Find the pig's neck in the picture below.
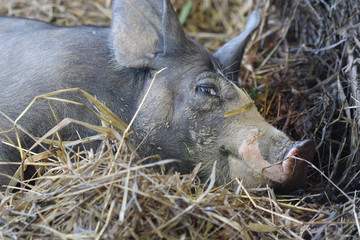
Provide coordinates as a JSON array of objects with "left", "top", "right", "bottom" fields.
[{"left": 108, "top": 67, "right": 150, "bottom": 125}]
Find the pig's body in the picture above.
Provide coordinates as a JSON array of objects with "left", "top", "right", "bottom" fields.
[
  {"left": 0, "top": 18, "right": 126, "bottom": 186},
  {"left": 0, "top": 0, "right": 316, "bottom": 191}
]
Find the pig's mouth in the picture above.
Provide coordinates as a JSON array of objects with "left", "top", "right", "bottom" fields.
[{"left": 230, "top": 139, "right": 316, "bottom": 190}]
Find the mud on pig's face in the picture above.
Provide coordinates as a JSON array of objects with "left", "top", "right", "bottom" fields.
[{"left": 173, "top": 82, "right": 316, "bottom": 191}]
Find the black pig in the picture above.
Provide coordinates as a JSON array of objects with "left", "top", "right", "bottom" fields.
[{"left": 0, "top": 0, "right": 316, "bottom": 191}]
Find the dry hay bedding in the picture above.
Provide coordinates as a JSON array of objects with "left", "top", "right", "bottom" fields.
[{"left": 0, "top": 0, "right": 359, "bottom": 239}]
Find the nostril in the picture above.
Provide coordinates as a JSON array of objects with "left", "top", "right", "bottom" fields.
[
  {"left": 280, "top": 140, "right": 316, "bottom": 189},
  {"left": 286, "top": 140, "right": 316, "bottom": 163}
]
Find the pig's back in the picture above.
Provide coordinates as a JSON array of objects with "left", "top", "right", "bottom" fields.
[
  {"left": 0, "top": 17, "right": 111, "bottom": 100},
  {"left": 0, "top": 16, "right": 113, "bottom": 114}
]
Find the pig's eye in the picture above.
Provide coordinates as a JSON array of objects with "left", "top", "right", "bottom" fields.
[{"left": 196, "top": 85, "right": 220, "bottom": 98}]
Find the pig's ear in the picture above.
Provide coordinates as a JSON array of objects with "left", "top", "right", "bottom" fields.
[
  {"left": 213, "top": 11, "right": 260, "bottom": 82},
  {"left": 110, "top": 0, "right": 186, "bottom": 68}
]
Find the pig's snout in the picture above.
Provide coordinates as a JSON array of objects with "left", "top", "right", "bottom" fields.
[
  {"left": 281, "top": 140, "right": 316, "bottom": 190},
  {"left": 236, "top": 138, "right": 316, "bottom": 190}
]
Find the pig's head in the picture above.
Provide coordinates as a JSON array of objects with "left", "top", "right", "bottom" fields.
[{"left": 110, "top": 0, "right": 316, "bottom": 190}]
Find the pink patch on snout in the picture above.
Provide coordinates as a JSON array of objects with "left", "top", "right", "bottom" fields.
[
  {"left": 238, "top": 139, "right": 316, "bottom": 189},
  {"left": 238, "top": 140, "right": 286, "bottom": 184}
]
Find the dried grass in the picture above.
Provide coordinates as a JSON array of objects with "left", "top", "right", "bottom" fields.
[{"left": 0, "top": 0, "right": 359, "bottom": 239}]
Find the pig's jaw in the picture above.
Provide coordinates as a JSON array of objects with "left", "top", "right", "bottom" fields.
[{"left": 229, "top": 138, "right": 316, "bottom": 190}]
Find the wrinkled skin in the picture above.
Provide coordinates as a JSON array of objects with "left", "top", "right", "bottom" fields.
[{"left": 0, "top": 0, "right": 315, "bottom": 192}]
